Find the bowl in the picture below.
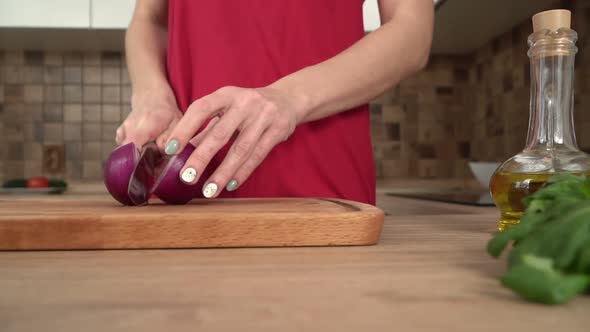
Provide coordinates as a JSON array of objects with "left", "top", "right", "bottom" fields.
[{"left": 469, "top": 161, "right": 501, "bottom": 188}]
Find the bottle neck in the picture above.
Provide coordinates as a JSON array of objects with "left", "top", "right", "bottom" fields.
[{"left": 525, "top": 54, "right": 577, "bottom": 150}]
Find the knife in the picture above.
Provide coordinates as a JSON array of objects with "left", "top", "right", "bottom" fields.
[{"left": 128, "top": 142, "right": 165, "bottom": 205}]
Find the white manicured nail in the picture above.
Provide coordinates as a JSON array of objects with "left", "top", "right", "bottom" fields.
[
  {"left": 203, "top": 183, "right": 218, "bottom": 198},
  {"left": 181, "top": 167, "right": 197, "bottom": 183}
]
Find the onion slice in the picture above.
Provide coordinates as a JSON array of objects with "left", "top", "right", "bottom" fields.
[{"left": 151, "top": 143, "right": 200, "bottom": 205}]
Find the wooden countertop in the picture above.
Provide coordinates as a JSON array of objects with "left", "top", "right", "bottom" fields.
[{"left": 0, "top": 196, "right": 588, "bottom": 331}]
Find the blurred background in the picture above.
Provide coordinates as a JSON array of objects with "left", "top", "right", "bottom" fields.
[{"left": 0, "top": 0, "right": 588, "bottom": 184}]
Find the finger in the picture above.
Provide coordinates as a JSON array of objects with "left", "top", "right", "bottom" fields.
[
  {"left": 178, "top": 110, "right": 245, "bottom": 186},
  {"left": 122, "top": 115, "right": 161, "bottom": 148},
  {"left": 155, "top": 117, "right": 180, "bottom": 152},
  {"left": 220, "top": 128, "right": 281, "bottom": 194},
  {"left": 189, "top": 116, "right": 221, "bottom": 147},
  {"left": 117, "top": 109, "right": 141, "bottom": 145},
  {"left": 115, "top": 125, "right": 125, "bottom": 145},
  {"left": 164, "top": 92, "right": 231, "bottom": 156},
  {"left": 200, "top": 117, "right": 270, "bottom": 198}
]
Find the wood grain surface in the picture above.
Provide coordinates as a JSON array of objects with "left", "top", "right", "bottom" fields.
[
  {"left": 0, "top": 197, "right": 384, "bottom": 250},
  {"left": 0, "top": 196, "right": 588, "bottom": 332}
]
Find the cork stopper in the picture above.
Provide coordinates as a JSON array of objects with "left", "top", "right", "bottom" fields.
[{"left": 532, "top": 9, "right": 571, "bottom": 32}]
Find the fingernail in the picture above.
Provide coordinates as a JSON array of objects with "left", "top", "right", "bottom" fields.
[
  {"left": 203, "top": 182, "right": 218, "bottom": 198},
  {"left": 226, "top": 179, "right": 239, "bottom": 191},
  {"left": 165, "top": 139, "right": 180, "bottom": 155},
  {"left": 181, "top": 167, "right": 197, "bottom": 183}
]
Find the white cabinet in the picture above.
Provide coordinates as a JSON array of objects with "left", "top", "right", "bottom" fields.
[
  {"left": 0, "top": 0, "right": 90, "bottom": 28},
  {"left": 0, "top": 0, "right": 136, "bottom": 29},
  {"left": 363, "top": 0, "right": 382, "bottom": 32},
  {"left": 0, "top": 0, "right": 380, "bottom": 31},
  {"left": 91, "top": 0, "right": 135, "bottom": 29}
]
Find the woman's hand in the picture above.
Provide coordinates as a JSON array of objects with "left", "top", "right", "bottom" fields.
[
  {"left": 116, "top": 86, "right": 183, "bottom": 150},
  {"left": 164, "top": 86, "right": 308, "bottom": 198}
]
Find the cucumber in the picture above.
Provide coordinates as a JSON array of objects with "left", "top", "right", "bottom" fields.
[
  {"left": 2, "top": 179, "right": 28, "bottom": 188},
  {"left": 49, "top": 179, "right": 68, "bottom": 188}
]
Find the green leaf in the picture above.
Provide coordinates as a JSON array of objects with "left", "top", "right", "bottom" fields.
[
  {"left": 507, "top": 202, "right": 590, "bottom": 270},
  {"left": 487, "top": 199, "right": 549, "bottom": 258},
  {"left": 501, "top": 257, "right": 590, "bottom": 305},
  {"left": 575, "top": 242, "right": 590, "bottom": 274},
  {"left": 488, "top": 173, "right": 590, "bottom": 304},
  {"left": 523, "top": 174, "right": 590, "bottom": 207},
  {"left": 522, "top": 254, "right": 555, "bottom": 272}
]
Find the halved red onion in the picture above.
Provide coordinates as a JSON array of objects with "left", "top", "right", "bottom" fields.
[
  {"left": 103, "top": 143, "right": 139, "bottom": 206},
  {"left": 104, "top": 142, "right": 199, "bottom": 205},
  {"left": 152, "top": 143, "right": 200, "bottom": 204}
]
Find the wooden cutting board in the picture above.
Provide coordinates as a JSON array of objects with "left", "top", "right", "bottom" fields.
[{"left": 0, "top": 197, "right": 384, "bottom": 250}]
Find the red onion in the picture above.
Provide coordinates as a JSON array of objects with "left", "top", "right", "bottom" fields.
[
  {"left": 103, "top": 143, "right": 140, "bottom": 206},
  {"left": 104, "top": 142, "right": 199, "bottom": 206},
  {"left": 152, "top": 143, "right": 200, "bottom": 204}
]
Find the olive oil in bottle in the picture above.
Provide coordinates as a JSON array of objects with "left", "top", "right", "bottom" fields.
[
  {"left": 489, "top": 10, "right": 590, "bottom": 231},
  {"left": 490, "top": 172, "right": 583, "bottom": 231}
]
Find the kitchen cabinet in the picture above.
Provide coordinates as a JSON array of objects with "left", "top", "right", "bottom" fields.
[
  {"left": 100, "top": 0, "right": 376, "bottom": 31},
  {"left": 363, "top": 0, "right": 382, "bottom": 31},
  {"left": 0, "top": 0, "right": 90, "bottom": 28},
  {"left": 0, "top": 0, "right": 135, "bottom": 29},
  {"left": 1, "top": 0, "right": 373, "bottom": 31},
  {"left": 91, "top": 0, "right": 135, "bottom": 29}
]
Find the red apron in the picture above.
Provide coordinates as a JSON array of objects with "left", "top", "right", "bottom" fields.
[{"left": 166, "top": 0, "right": 376, "bottom": 204}]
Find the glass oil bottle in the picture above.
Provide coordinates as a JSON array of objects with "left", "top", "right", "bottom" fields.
[{"left": 490, "top": 9, "right": 590, "bottom": 231}]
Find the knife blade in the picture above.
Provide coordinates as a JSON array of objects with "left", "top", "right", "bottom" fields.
[{"left": 127, "top": 142, "right": 164, "bottom": 205}]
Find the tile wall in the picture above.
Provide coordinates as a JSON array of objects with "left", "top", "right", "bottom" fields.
[
  {"left": 371, "top": 0, "right": 590, "bottom": 179},
  {"left": 370, "top": 55, "right": 475, "bottom": 179},
  {"left": 471, "top": 0, "right": 590, "bottom": 161},
  {"left": 0, "top": 51, "right": 131, "bottom": 181}
]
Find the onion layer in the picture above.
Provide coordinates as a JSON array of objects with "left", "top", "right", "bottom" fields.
[{"left": 152, "top": 143, "right": 200, "bottom": 204}]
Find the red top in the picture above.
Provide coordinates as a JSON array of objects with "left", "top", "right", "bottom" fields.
[{"left": 166, "top": 0, "right": 375, "bottom": 204}]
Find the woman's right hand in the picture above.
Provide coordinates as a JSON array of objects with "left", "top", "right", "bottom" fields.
[{"left": 116, "top": 86, "right": 182, "bottom": 151}]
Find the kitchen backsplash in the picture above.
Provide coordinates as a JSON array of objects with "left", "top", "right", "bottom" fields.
[
  {"left": 0, "top": 1, "right": 588, "bottom": 182},
  {"left": 0, "top": 51, "right": 130, "bottom": 181},
  {"left": 370, "top": 55, "right": 474, "bottom": 179},
  {"left": 371, "top": 0, "right": 590, "bottom": 179},
  {"left": 471, "top": 1, "right": 590, "bottom": 162}
]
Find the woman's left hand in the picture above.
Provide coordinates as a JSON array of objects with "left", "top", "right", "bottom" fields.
[{"left": 164, "top": 86, "right": 307, "bottom": 198}]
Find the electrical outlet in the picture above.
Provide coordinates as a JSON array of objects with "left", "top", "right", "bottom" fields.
[{"left": 43, "top": 145, "right": 65, "bottom": 175}]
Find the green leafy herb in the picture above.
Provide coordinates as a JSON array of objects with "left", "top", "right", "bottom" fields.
[
  {"left": 487, "top": 173, "right": 590, "bottom": 305},
  {"left": 501, "top": 255, "right": 590, "bottom": 305}
]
